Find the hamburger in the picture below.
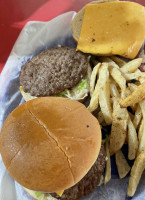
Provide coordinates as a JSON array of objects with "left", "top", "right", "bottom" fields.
[
  {"left": 19, "top": 47, "right": 92, "bottom": 102},
  {"left": 72, "top": 0, "right": 145, "bottom": 59},
  {"left": 0, "top": 97, "right": 106, "bottom": 200}
]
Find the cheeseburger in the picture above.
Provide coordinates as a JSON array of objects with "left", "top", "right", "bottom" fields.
[
  {"left": 0, "top": 97, "right": 106, "bottom": 200},
  {"left": 19, "top": 47, "right": 91, "bottom": 102}
]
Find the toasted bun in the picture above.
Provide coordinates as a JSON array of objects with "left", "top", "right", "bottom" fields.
[
  {"left": 0, "top": 97, "right": 101, "bottom": 193},
  {"left": 72, "top": 0, "right": 118, "bottom": 42}
]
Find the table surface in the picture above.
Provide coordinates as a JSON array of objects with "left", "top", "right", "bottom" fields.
[{"left": 0, "top": 0, "right": 145, "bottom": 73}]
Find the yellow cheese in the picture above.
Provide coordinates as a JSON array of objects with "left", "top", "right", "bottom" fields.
[
  {"left": 77, "top": 2, "right": 145, "bottom": 59},
  {"left": 56, "top": 190, "right": 64, "bottom": 197}
]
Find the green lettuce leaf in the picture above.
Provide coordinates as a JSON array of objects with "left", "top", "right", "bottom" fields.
[
  {"left": 55, "top": 79, "right": 88, "bottom": 98},
  {"left": 34, "top": 191, "right": 45, "bottom": 200},
  {"left": 78, "top": 79, "right": 87, "bottom": 90}
]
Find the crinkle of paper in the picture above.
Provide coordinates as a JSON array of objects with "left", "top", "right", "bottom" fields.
[{"left": 0, "top": 11, "right": 145, "bottom": 200}]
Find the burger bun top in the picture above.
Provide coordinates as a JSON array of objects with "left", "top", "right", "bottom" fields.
[{"left": 0, "top": 97, "right": 101, "bottom": 193}]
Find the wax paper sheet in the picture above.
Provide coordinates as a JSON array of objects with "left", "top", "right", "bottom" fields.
[{"left": 0, "top": 11, "right": 145, "bottom": 200}]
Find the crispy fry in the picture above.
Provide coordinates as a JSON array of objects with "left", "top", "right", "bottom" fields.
[
  {"left": 137, "top": 101, "right": 145, "bottom": 154},
  {"left": 120, "top": 58, "right": 142, "bottom": 73},
  {"left": 124, "top": 88, "right": 131, "bottom": 98},
  {"left": 98, "top": 56, "right": 119, "bottom": 69},
  {"left": 133, "top": 105, "right": 142, "bottom": 130},
  {"left": 127, "top": 117, "right": 138, "bottom": 160},
  {"left": 113, "top": 102, "right": 128, "bottom": 121},
  {"left": 110, "top": 80, "right": 120, "bottom": 96},
  {"left": 98, "top": 63, "right": 112, "bottom": 125},
  {"left": 115, "top": 150, "right": 130, "bottom": 179},
  {"left": 110, "top": 56, "right": 126, "bottom": 67},
  {"left": 88, "top": 83, "right": 99, "bottom": 113},
  {"left": 110, "top": 93, "right": 128, "bottom": 155},
  {"left": 139, "top": 76, "right": 145, "bottom": 83},
  {"left": 96, "top": 110, "right": 105, "bottom": 124},
  {"left": 109, "top": 66, "right": 126, "bottom": 97},
  {"left": 139, "top": 100, "right": 145, "bottom": 118},
  {"left": 121, "top": 69, "right": 145, "bottom": 81},
  {"left": 88, "top": 56, "right": 145, "bottom": 197},
  {"left": 109, "top": 119, "right": 127, "bottom": 155},
  {"left": 138, "top": 119, "right": 143, "bottom": 143},
  {"left": 120, "top": 82, "right": 145, "bottom": 108},
  {"left": 128, "top": 150, "right": 145, "bottom": 197},
  {"left": 104, "top": 139, "right": 111, "bottom": 184},
  {"left": 110, "top": 82, "right": 120, "bottom": 110},
  {"left": 137, "top": 123, "right": 145, "bottom": 154},
  {"left": 90, "top": 63, "right": 101, "bottom": 96},
  {"left": 128, "top": 83, "right": 137, "bottom": 92}
]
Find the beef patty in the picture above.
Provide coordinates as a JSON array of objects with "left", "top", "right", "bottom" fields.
[
  {"left": 20, "top": 47, "right": 88, "bottom": 97},
  {"left": 51, "top": 144, "right": 106, "bottom": 200}
]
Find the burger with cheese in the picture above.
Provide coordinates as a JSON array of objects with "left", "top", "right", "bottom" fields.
[{"left": 0, "top": 97, "right": 106, "bottom": 200}]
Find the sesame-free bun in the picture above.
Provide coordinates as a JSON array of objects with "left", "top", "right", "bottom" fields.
[
  {"left": 0, "top": 97, "right": 101, "bottom": 193},
  {"left": 72, "top": 0, "right": 118, "bottom": 42}
]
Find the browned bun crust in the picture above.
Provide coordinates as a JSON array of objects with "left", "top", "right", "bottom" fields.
[
  {"left": 72, "top": 0, "right": 118, "bottom": 42},
  {"left": 0, "top": 97, "right": 101, "bottom": 193}
]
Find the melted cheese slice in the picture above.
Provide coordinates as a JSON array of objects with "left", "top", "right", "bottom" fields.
[
  {"left": 77, "top": 2, "right": 145, "bottom": 59},
  {"left": 56, "top": 190, "right": 64, "bottom": 196}
]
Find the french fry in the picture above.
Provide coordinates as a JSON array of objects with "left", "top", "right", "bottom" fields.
[
  {"left": 121, "top": 69, "right": 145, "bottom": 81},
  {"left": 137, "top": 120, "right": 145, "bottom": 154},
  {"left": 110, "top": 82, "right": 120, "bottom": 110},
  {"left": 98, "top": 63, "right": 112, "bottom": 125},
  {"left": 128, "top": 150, "right": 145, "bottom": 197},
  {"left": 122, "top": 72, "right": 139, "bottom": 81},
  {"left": 133, "top": 105, "right": 142, "bottom": 130},
  {"left": 104, "top": 139, "right": 111, "bottom": 184},
  {"left": 110, "top": 56, "right": 126, "bottom": 67},
  {"left": 113, "top": 102, "right": 128, "bottom": 121},
  {"left": 98, "top": 56, "right": 119, "bottom": 69},
  {"left": 88, "top": 83, "right": 99, "bottom": 113},
  {"left": 139, "top": 100, "right": 145, "bottom": 118},
  {"left": 110, "top": 92, "right": 128, "bottom": 155},
  {"left": 109, "top": 66, "right": 126, "bottom": 97},
  {"left": 139, "top": 76, "right": 145, "bottom": 84},
  {"left": 128, "top": 83, "right": 137, "bottom": 92},
  {"left": 135, "top": 69, "right": 145, "bottom": 78},
  {"left": 127, "top": 117, "right": 138, "bottom": 160},
  {"left": 128, "top": 83, "right": 139, "bottom": 112},
  {"left": 124, "top": 88, "right": 131, "bottom": 98},
  {"left": 120, "top": 58, "right": 142, "bottom": 73},
  {"left": 109, "top": 81, "right": 128, "bottom": 155},
  {"left": 138, "top": 119, "right": 143, "bottom": 143},
  {"left": 109, "top": 119, "right": 127, "bottom": 155},
  {"left": 90, "top": 63, "right": 101, "bottom": 96},
  {"left": 115, "top": 150, "right": 130, "bottom": 179},
  {"left": 96, "top": 110, "right": 105, "bottom": 124},
  {"left": 87, "top": 64, "right": 92, "bottom": 91},
  {"left": 110, "top": 81, "right": 120, "bottom": 98},
  {"left": 137, "top": 101, "right": 145, "bottom": 154},
  {"left": 120, "top": 82, "right": 145, "bottom": 108},
  {"left": 88, "top": 56, "right": 145, "bottom": 197}
]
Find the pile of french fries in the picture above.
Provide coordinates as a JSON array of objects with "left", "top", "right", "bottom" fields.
[{"left": 88, "top": 55, "right": 145, "bottom": 196}]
